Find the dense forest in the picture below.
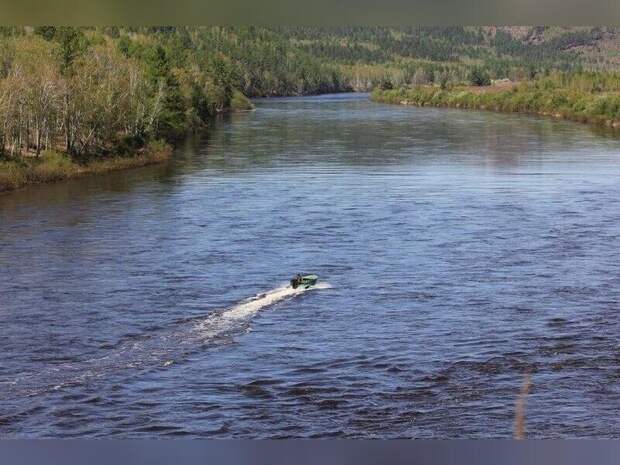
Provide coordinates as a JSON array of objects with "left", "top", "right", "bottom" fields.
[{"left": 1, "top": 26, "right": 620, "bottom": 192}]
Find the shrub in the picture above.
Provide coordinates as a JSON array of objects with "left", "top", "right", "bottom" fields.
[
  {"left": 29, "top": 151, "right": 78, "bottom": 183},
  {"left": 144, "top": 139, "right": 173, "bottom": 159},
  {"left": 230, "top": 90, "right": 254, "bottom": 111},
  {"left": 0, "top": 160, "right": 28, "bottom": 192},
  {"left": 469, "top": 66, "right": 491, "bottom": 86}
]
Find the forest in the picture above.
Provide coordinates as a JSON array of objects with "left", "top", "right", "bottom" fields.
[{"left": 1, "top": 26, "right": 620, "bottom": 192}]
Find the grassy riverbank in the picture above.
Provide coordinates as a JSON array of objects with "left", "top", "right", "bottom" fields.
[
  {"left": 372, "top": 72, "right": 620, "bottom": 128},
  {"left": 0, "top": 141, "right": 172, "bottom": 193}
]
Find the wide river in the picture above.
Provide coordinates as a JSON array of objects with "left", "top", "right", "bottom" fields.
[{"left": 2, "top": 93, "right": 620, "bottom": 438}]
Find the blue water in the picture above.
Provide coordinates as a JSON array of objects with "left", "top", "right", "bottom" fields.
[{"left": 2, "top": 93, "right": 620, "bottom": 437}]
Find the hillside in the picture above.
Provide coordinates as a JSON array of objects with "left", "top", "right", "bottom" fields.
[{"left": 271, "top": 26, "right": 620, "bottom": 88}]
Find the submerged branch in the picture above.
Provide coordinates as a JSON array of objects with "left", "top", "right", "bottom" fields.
[{"left": 514, "top": 372, "right": 532, "bottom": 440}]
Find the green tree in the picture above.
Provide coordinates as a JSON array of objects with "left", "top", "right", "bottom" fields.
[
  {"left": 145, "top": 44, "right": 186, "bottom": 140},
  {"left": 55, "top": 27, "right": 86, "bottom": 76}
]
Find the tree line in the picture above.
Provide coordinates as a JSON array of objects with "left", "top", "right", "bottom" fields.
[
  {"left": 0, "top": 27, "right": 197, "bottom": 159},
  {"left": 0, "top": 26, "right": 352, "bottom": 160}
]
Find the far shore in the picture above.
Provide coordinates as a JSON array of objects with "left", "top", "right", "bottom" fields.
[{"left": 372, "top": 80, "right": 620, "bottom": 130}]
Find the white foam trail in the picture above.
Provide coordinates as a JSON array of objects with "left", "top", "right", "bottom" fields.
[
  {"left": 193, "top": 282, "right": 331, "bottom": 338},
  {"left": 222, "top": 282, "right": 330, "bottom": 321}
]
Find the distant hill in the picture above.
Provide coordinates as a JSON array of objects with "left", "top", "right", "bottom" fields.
[{"left": 273, "top": 26, "right": 620, "bottom": 71}]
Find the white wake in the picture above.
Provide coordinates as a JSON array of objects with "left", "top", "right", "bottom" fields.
[
  {"left": 193, "top": 282, "right": 330, "bottom": 337},
  {"left": 221, "top": 282, "right": 331, "bottom": 321}
]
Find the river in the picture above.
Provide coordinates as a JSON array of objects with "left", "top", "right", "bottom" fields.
[{"left": 2, "top": 93, "right": 620, "bottom": 438}]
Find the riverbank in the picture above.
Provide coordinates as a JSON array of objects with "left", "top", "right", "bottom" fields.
[
  {"left": 0, "top": 88, "right": 254, "bottom": 195},
  {"left": 0, "top": 141, "right": 172, "bottom": 194},
  {"left": 372, "top": 79, "right": 620, "bottom": 129}
]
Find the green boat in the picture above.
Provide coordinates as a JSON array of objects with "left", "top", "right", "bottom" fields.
[{"left": 290, "top": 274, "right": 318, "bottom": 289}]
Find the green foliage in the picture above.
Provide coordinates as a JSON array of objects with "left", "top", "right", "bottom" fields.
[
  {"left": 34, "top": 26, "right": 57, "bottom": 41},
  {"left": 145, "top": 44, "right": 171, "bottom": 84},
  {"left": 157, "top": 74, "right": 187, "bottom": 141},
  {"left": 469, "top": 66, "right": 491, "bottom": 86},
  {"left": 33, "top": 26, "right": 87, "bottom": 75},
  {"left": 117, "top": 35, "right": 132, "bottom": 57},
  {"left": 438, "top": 71, "right": 450, "bottom": 90},
  {"left": 142, "top": 44, "right": 187, "bottom": 140},
  {"left": 55, "top": 27, "right": 87, "bottom": 75},
  {"left": 378, "top": 79, "right": 393, "bottom": 90}
]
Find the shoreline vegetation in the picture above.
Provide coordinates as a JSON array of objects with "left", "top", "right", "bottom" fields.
[
  {"left": 372, "top": 71, "right": 620, "bottom": 129},
  {"left": 0, "top": 141, "right": 172, "bottom": 193}
]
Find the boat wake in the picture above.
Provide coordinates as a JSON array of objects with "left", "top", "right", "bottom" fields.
[
  {"left": 202, "top": 281, "right": 331, "bottom": 325},
  {"left": 3, "top": 282, "right": 331, "bottom": 400}
]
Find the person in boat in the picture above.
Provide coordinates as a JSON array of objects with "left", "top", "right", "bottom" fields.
[{"left": 291, "top": 274, "right": 303, "bottom": 289}]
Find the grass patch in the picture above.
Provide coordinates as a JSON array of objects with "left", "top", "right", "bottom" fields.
[{"left": 0, "top": 141, "right": 172, "bottom": 193}]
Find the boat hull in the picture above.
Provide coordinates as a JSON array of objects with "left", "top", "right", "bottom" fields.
[{"left": 291, "top": 274, "right": 318, "bottom": 289}]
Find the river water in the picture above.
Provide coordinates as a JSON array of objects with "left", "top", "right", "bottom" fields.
[{"left": 2, "top": 93, "right": 620, "bottom": 438}]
